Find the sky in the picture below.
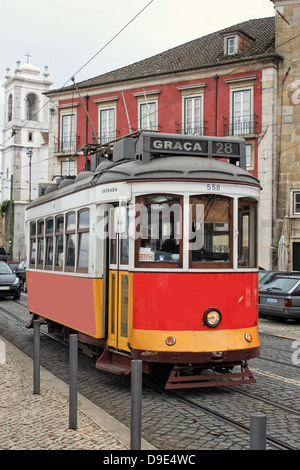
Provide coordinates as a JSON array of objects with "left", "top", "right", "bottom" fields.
[{"left": 0, "top": 0, "right": 275, "bottom": 131}]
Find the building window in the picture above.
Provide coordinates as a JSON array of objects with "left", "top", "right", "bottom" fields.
[
  {"left": 140, "top": 102, "right": 158, "bottom": 130},
  {"left": 55, "top": 215, "right": 64, "bottom": 270},
  {"left": 293, "top": 192, "right": 300, "bottom": 215},
  {"left": 61, "top": 113, "right": 76, "bottom": 152},
  {"left": 8, "top": 94, "right": 13, "bottom": 122},
  {"left": 99, "top": 108, "right": 116, "bottom": 144},
  {"left": 26, "top": 93, "right": 38, "bottom": 121},
  {"left": 246, "top": 144, "right": 253, "bottom": 168},
  {"left": 61, "top": 160, "right": 76, "bottom": 176},
  {"left": 65, "top": 212, "right": 76, "bottom": 270},
  {"left": 28, "top": 132, "right": 33, "bottom": 142},
  {"left": 232, "top": 89, "right": 252, "bottom": 135},
  {"left": 190, "top": 195, "right": 232, "bottom": 268},
  {"left": 184, "top": 96, "right": 203, "bottom": 135},
  {"left": 77, "top": 209, "right": 90, "bottom": 271},
  {"left": 227, "top": 37, "right": 237, "bottom": 55}
]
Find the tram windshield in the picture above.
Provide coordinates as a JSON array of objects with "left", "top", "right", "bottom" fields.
[
  {"left": 136, "top": 195, "right": 182, "bottom": 266},
  {"left": 190, "top": 195, "right": 231, "bottom": 267}
]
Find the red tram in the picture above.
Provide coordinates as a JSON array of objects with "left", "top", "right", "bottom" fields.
[{"left": 26, "top": 132, "right": 260, "bottom": 388}]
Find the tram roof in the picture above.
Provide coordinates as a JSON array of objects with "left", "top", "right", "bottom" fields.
[{"left": 27, "top": 141, "right": 260, "bottom": 210}]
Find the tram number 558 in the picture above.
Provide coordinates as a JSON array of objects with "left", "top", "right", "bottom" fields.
[{"left": 207, "top": 184, "right": 220, "bottom": 191}]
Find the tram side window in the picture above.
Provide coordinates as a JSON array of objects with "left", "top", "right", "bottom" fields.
[
  {"left": 30, "top": 222, "right": 36, "bottom": 267},
  {"left": 55, "top": 215, "right": 64, "bottom": 270},
  {"left": 37, "top": 220, "right": 44, "bottom": 268},
  {"left": 136, "top": 195, "right": 182, "bottom": 267},
  {"left": 65, "top": 212, "right": 76, "bottom": 270},
  {"left": 238, "top": 200, "right": 257, "bottom": 267},
  {"left": 77, "top": 209, "right": 90, "bottom": 271},
  {"left": 190, "top": 195, "right": 232, "bottom": 267},
  {"left": 45, "top": 218, "right": 54, "bottom": 268}
]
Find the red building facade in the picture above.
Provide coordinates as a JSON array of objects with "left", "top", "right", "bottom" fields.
[{"left": 46, "top": 16, "right": 280, "bottom": 268}]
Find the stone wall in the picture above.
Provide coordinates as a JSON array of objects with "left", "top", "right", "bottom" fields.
[{"left": 274, "top": 0, "right": 300, "bottom": 268}]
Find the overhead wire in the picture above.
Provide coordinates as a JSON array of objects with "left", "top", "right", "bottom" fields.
[{"left": 0, "top": 0, "right": 154, "bottom": 149}]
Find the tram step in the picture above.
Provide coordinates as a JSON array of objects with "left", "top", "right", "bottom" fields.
[
  {"left": 165, "top": 363, "right": 256, "bottom": 389},
  {"left": 95, "top": 349, "right": 131, "bottom": 375}
]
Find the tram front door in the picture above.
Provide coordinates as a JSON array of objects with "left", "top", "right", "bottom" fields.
[{"left": 107, "top": 205, "right": 131, "bottom": 352}]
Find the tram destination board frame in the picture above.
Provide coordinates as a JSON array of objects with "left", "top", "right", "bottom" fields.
[{"left": 135, "top": 132, "right": 246, "bottom": 168}]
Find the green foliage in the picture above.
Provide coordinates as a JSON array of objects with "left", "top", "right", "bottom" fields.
[
  {"left": 273, "top": 239, "right": 279, "bottom": 267},
  {"left": 0, "top": 200, "right": 10, "bottom": 216}
]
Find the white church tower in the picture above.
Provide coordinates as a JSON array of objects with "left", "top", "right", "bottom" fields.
[{"left": 1, "top": 58, "right": 52, "bottom": 260}]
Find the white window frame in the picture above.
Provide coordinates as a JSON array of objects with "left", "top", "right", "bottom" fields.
[
  {"left": 293, "top": 191, "right": 300, "bottom": 215},
  {"left": 227, "top": 37, "right": 237, "bottom": 55},
  {"left": 99, "top": 107, "right": 116, "bottom": 144},
  {"left": 61, "top": 160, "right": 76, "bottom": 177},
  {"left": 228, "top": 81, "right": 254, "bottom": 136},
  {"left": 245, "top": 142, "right": 254, "bottom": 169},
  {"left": 60, "top": 110, "right": 77, "bottom": 153},
  {"left": 183, "top": 95, "right": 204, "bottom": 136},
  {"left": 139, "top": 100, "right": 158, "bottom": 131}
]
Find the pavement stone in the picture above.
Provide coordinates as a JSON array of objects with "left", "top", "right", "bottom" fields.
[{"left": 0, "top": 335, "right": 155, "bottom": 451}]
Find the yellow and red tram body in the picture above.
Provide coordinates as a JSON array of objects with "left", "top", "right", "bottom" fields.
[{"left": 26, "top": 133, "right": 260, "bottom": 388}]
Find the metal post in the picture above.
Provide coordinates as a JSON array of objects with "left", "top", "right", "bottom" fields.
[
  {"left": 26, "top": 147, "right": 32, "bottom": 202},
  {"left": 69, "top": 334, "right": 78, "bottom": 430},
  {"left": 33, "top": 319, "right": 40, "bottom": 394},
  {"left": 130, "top": 359, "right": 142, "bottom": 450},
  {"left": 9, "top": 175, "right": 13, "bottom": 262},
  {"left": 250, "top": 412, "right": 266, "bottom": 450}
]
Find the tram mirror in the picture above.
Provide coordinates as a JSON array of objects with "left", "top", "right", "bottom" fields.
[{"left": 114, "top": 206, "right": 127, "bottom": 234}]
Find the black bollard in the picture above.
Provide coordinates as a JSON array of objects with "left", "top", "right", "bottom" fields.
[
  {"left": 69, "top": 334, "right": 78, "bottom": 430},
  {"left": 33, "top": 319, "right": 40, "bottom": 394},
  {"left": 250, "top": 412, "right": 266, "bottom": 450},
  {"left": 130, "top": 359, "right": 142, "bottom": 450}
]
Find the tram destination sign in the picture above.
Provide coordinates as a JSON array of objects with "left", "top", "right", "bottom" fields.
[{"left": 135, "top": 133, "right": 245, "bottom": 168}]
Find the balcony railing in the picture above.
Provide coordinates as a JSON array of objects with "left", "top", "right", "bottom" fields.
[
  {"left": 98, "top": 130, "right": 117, "bottom": 145},
  {"left": 54, "top": 135, "right": 79, "bottom": 154},
  {"left": 175, "top": 121, "right": 206, "bottom": 136},
  {"left": 223, "top": 114, "right": 258, "bottom": 136}
]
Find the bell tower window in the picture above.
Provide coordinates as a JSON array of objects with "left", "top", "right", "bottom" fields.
[
  {"left": 26, "top": 93, "right": 38, "bottom": 121},
  {"left": 8, "top": 94, "right": 13, "bottom": 122}
]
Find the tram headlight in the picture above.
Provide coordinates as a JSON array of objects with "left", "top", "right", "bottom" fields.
[
  {"left": 165, "top": 336, "right": 176, "bottom": 346},
  {"left": 203, "top": 308, "right": 222, "bottom": 328}
]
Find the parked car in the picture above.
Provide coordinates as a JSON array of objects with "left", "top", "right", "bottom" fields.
[
  {"left": 259, "top": 275, "right": 300, "bottom": 320},
  {"left": 13, "top": 259, "right": 27, "bottom": 292},
  {"left": 259, "top": 271, "right": 277, "bottom": 288},
  {"left": 0, "top": 247, "right": 9, "bottom": 263},
  {"left": 0, "top": 261, "right": 21, "bottom": 299},
  {"left": 259, "top": 270, "right": 300, "bottom": 288}
]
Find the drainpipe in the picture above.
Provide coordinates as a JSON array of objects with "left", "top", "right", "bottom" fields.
[
  {"left": 85, "top": 95, "right": 89, "bottom": 170},
  {"left": 214, "top": 75, "right": 219, "bottom": 136}
]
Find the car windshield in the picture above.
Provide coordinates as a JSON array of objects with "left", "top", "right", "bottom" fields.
[
  {"left": 0, "top": 263, "right": 13, "bottom": 274},
  {"left": 261, "top": 277, "right": 300, "bottom": 292}
]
